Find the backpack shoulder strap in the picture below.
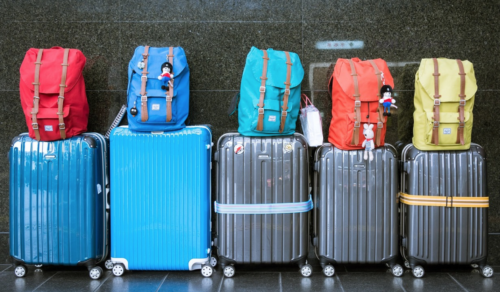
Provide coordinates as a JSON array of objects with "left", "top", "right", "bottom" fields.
[
  {"left": 166, "top": 47, "right": 174, "bottom": 122},
  {"left": 140, "top": 46, "right": 150, "bottom": 122},
  {"left": 256, "top": 50, "right": 269, "bottom": 132},
  {"left": 348, "top": 59, "right": 361, "bottom": 145},
  {"left": 31, "top": 49, "right": 44, "bottom": 141},
  {"left": 368, "top": 60, "right": 385, "bottom": 146},
  {"left": 431, "top": 58, "right": 441, "bottom": 145},
  {"left": 57, "top": 48, "right": 70, "bottom": 139},
  {"left": 279, "top": 51, "right": 292, "bottom": 133},
  {"left": 456, "top": 59, "right": 466, "bottom": 145}
]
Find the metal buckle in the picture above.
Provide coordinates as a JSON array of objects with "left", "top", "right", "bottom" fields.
[
  {"left": 141, "top": 75, "right": 148, "bottom": 79},
  {"left": 141, "top": 95, "right": 148, "bottom": 101},
  {"left": 33, "top": 96, "right": 40, "bottom": 99},
  {"left": 377, "top": 122, "right": 384, "bottom": 128},
  {"left": 59, "top": 123, "right": 66, "bottom": 130},
  {"left": 259, "top": 86, "right": 266, "bottom": 93},
  {"left": 32, "top": 123, "right": 39, "bottom": 130},
  {"left": 354, "top": 100, "right": 361, "bottom": 107},
  {"left": 354, "top": 121, "right": 361, "bottom": 128},
  {"left": 166, "top": 95, "right": 172, "bottom": 102},
  {"left": 458, "top": 122, "right": 465, "bottom": 128},
  {"left": 258, "top": 108, "right": 265, "bottom": 114},
  {"left": 459, "top": 100, "right": 466, "bottom": 106},
  {"left": 434, "top": 99, "right": 441, "bottom": 106},
  {"left": 433, "top": 121, "right": 439, "bottom": 128},
  {"left": 282, "top": 111, "right": 288, "bottom": 117},
  {"left": 284, "top": 89, "right": 290, "bottom": 95},
  {"left": 58, "top": 96, "right": 64, "bottom": 99}
]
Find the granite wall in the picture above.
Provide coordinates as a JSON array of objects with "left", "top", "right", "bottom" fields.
[{"left": 0, "top": 1, "right": 499, "bottom": 264}]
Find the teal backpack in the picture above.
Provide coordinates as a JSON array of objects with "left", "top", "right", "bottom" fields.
[{"left": 231, "top": 47, "right": 304, "bottom": 136}]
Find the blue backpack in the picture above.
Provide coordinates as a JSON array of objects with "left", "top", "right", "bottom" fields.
[
  {"left": 233, "top": 47, "right": 304, "bottom": 136},
  {"left": 127, "top": 46, "right": 189, "bottom": 132}
]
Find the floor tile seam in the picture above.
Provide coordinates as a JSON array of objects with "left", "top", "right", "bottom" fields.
[
  {"left": 279, "top": 272, "right": 283, "bottom": 292},
  {"left": 5, "top": 20, "right": 304, "bottom": 23},
  {"left": 0, "top": 232, "right": 9, "bottom": 234},
  {"left": 92, "top": 272, "right": 112, "bottom": 292},
  {"left": 0, "top": 264, "right": 12, "bottom": 272},
  {"left": 217, "top": 275, "right": 225, "bottom": 292},
  {"left": 447, "top": 273, "right": 470, "bottom": 292},
  {"left": 31, "top": 271, "right": 59, "bottom": 292},
  {"left": 155, "top": 273, "right": 169, "bottom": 292},
  {"left": 399, "top": 281, "right": 408, "bottom": 292},
  {"left": 335, "top": 273, "right": 346, "bottom": 292}
]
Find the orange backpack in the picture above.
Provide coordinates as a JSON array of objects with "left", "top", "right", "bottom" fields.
[{"left": 328, "top": 58, "right": 394, "bottom": 150}]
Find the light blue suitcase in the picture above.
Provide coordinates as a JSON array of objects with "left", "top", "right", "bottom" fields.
[
  {"left": 110, "top": 126, "right": 213, "bottom": 277},
  {"left": 9, "top": 133, "right": 109, "bottom": 279}
]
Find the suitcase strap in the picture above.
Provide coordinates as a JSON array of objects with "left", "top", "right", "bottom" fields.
[
  {"left": 214, "top": 195, "right": 313, "bottom": 214},
  {"left": 398, "top": 192, "right": 488, "bottom": 208}
]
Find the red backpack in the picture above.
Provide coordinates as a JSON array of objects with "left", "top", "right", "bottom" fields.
[
  {"left": 328, "top": 58, "right": 394, "bottom": 150},
  {"left": 20, "top": 47, "right": 88, "bottom": 141}
]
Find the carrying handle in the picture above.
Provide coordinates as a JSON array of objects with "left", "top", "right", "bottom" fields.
[{"left": 300, "top": 93, "right": 313, "bottom": 109}]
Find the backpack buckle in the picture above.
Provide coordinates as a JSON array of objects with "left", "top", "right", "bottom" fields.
[
  {"left": 459, "top": 100, "right": 466, "bottom": 106},
  {"left": 354, "top": 121, "right": 361, "bottom": 128},
  {"left": 458, "top": 122, "right": 465, "bottom": 128},
  {"left": 281, "top": 111, "right": 288, "bottom": 117},
  {"left": 284, "top": 89, "right": 290, "bottom": 95},
  {"left": 259, "top": 86, "right": 266, "bottom": 93},
  {"left": 434, "top": 99, "right": 441, "bottom": 106},
  {"left": 166, "top": 95, "right": 172, "bottom": 102},
  {"left": 59, "top": 123, "right": 66, "bottom": 130},
  {"left": 141, "top": 75, "right": 148, "bottom": 79},
  {"left": 377, "top": 122, "right": 384, "bottom": 128},
  {"left": 354, "top": 101, "right": 361, "bottom": 107},
  {"left": 32, "top": 123, "right": 39, "bottom": 130},
  {"left": 141, "top": 95, "right": 148, "bottom": 101},
  {"left": 258, "top": 108, "right": 265, "bottom": 114},
  {"left": 58, "top": 95, "right": 64, "bottom": 99},
  {"left": 33, "top": 96, "right": 39, "bottom": 99},
  {"left": 433, "top": 121, "right": 439, "bottom": 128}
]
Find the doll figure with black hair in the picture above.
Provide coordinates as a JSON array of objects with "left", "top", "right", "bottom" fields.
[
  {"left": 379, "top": 85, "right": 396, "bottom": 116},
  {"left": 158, "top": 62, "right": 174, "bottom": 90}
]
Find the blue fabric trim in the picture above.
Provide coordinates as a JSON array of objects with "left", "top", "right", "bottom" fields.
[{"left": 214, "top": 195, "right": 313, "bottom": 215}]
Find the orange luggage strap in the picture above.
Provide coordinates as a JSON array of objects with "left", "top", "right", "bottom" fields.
[
  {"left": 431, "top": 58, "right": 441, "bottom": 145},
  {"left": 166, "top": 47, "right": 174, "bottom": 122},
  {"left": 256, "top": 50, "right": 269, "bottom": 132},
  {"left": 140, "top": 46, "right": 150, "bottom": 122},
  {"left": 456, "top": 59, "right": 466, "bottom": 145},
  {"left": 348, "top": 59, "right": 361, "bottom": 145},
  {"left": 57, "top": 48, "right": 70, "bottom": 139},
  {"left": 31, "top": 49, "right": 44, "bottom": 141},
  {"left": 279, "top": 51, "right": 292, "bottom": 133},
  {"left": 398, "top": 192, "right": 488, "bottom": 208},
  {"left": 368, "top": 60, "right": 385, "bottom": 146}
]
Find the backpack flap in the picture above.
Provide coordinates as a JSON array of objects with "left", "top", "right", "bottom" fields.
[{"left": 20, "top": 47, "right": 86, "bottom": 95}]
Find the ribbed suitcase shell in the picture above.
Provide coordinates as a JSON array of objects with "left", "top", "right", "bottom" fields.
[
  {"left": 400, "top": 143, "right": 488, "bottom": 267},
  {"left": 215, "top": 133, "right": 309, "bottom": 266},
  {"left": 110, "top": 126, "right": 212, "bottom": 270},
  {"left": 313, "top": 144, "right": 399, "bottom": 267},
  {"left": 9, "top": 133, "right": 108, "bottom": 267}
]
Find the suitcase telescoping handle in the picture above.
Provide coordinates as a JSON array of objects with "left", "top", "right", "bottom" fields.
[{"left": 105, "top": 105, "right": 127, "bottom": 138}]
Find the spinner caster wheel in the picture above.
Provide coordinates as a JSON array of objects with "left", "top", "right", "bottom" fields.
[
  {"left": 34, "top": 264, "right": 43, "bottom": 268},
  {"left": 481, "top": 266, "right": 494, "bottom": 278},
  {"left": 112, "top": 264, "right": 125, "bottom": 277},
  {"left": 89, "top": 266, "right": 103, "bottom": 280},
  {"left": 412, "top": 266, "right": 425, "bottom": 278},
  {"left": 404, "top": 261, "right": 410, "bottom": 269},
  {"left": 210, "top": 256, "right": 218, "bottom": 267},
  {"left": 201, "top": 265, "right": 213, "bottom": 277},
  {"left": 14, "top": 265, "right": 27, "bottom": 278},
  {"left": 323, "top": 265, "right": 335, "bottom": 277},
  {"left": 105, "top": 259, "right": 114, "bottom": 270},
  {"left": 223, "top": 265, "right": 235, "bottom": 278},
  {"left": 300, "top": 264, "right": 313, "bottom": 277},
  {"left": 392, "top": 264, "right": 404, "bottom": 277}
]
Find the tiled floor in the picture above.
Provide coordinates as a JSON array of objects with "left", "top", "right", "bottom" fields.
[{"left": 1, "top": 257, "right": 497, "bottom": 292}]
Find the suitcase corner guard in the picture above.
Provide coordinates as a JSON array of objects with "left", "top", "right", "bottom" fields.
[{"left": 214, "top": 195, "right": 313, "bottom": 214}]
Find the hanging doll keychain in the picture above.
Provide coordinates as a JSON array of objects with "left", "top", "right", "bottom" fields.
[
  {"left": 158, "top": 61, "right": 174, "bottom": 90},
  {"left": 380, "top": 84, "right": 396, "bottom": 116},
  {"left": 362, "top": 123, "right": 375, "bottom": 161}
]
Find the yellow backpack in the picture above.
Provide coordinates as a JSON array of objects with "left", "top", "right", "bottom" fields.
[{"left": 413, "top": 58, "right": 476, "bottom": 150}]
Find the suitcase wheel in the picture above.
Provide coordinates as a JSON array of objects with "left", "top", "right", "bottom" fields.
[
  {"left": 412, "top": 266, "right": 425, "bottom": 278},
  {"left": 481, "top": 266, "right": 494, "bottom": 278},
  {"left": 223, "top": 265, "right": 235, "bottom": 278},
  {"left": 210, "top": 256, "right": 218, "bottom": 268},
  {"left": 323, "top": 265, "right": 335, "bottom": 277},
  {"left": 300, "top": 264, "right": 313, "bottom": 277},
  {"left": 391, "top": 264, "right": 404, "bottom": 277},
  {"left": 201, "top": 265, "right": 213, "bottom": 278},
  {"left": 89, "top": 266, "right": 103, "bottom": 280},
  {"left": 14, "top": 265, "right": 27, "bottom": 278},
  {"left": 105, "top": 259, "right": 114, "bottom": 270},
  {"left": 112, "top": 263, "right": 125, "bottom": 277}
]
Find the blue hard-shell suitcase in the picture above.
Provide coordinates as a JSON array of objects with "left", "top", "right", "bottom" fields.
[
  {"left": 110, "top": 126, "right": 213, "bottom": 277},
  {"left": 9, "top": 133, "right": 109, "bottom": 279}
]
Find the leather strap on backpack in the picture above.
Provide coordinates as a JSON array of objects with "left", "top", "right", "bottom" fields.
[
  {"left": 348, "top": 59, "right": 361, "bottom": 145},
  {"left": 431, "top": 58, "right": 441, "bottom": 145},
  {"left": 57, "top": 48, "right": 70, "bottom": 139},
  {"left": 166, "top": 47, "right": 174, "bottom": 122},
  {"left": 368, "top": 60, "right": 385, "bottom": 146},
  {"left": 279, "top": 51, "right": 292, "bottom": 133},
  {"left": 456, "top": 59, "right": 466, "bottom": 145},
  {"left": 256, "top": 50, "right": 269, "bottom": 132},
  {"left": 140, "top": 46, "right": 150, "bottom": 122},
  {"left": 31, "top": 49, "right": 44, "bottom": 141}
]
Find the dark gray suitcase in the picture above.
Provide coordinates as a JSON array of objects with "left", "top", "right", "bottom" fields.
[
  {"left": 313, "top": 143, "right": 401, "bottom": 277},
  {"left": 214, "top": 133, "right": 311, "bottom": 277},
  {"left": 400, "top": 143, "right": 493, "bottom": 278}
]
